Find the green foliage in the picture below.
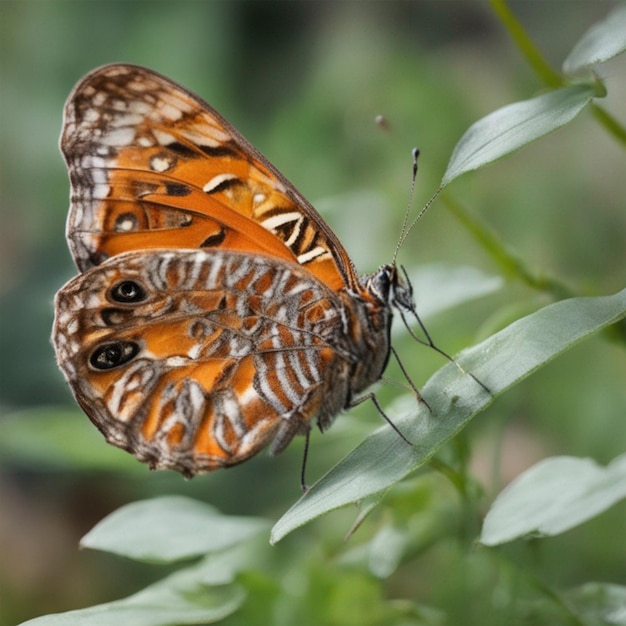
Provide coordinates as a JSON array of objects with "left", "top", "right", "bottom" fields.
[
  {"left": 481, "top": 454, "right": 626, "bottom": 545},
  {"left": 2, "top": 2, "right": 625, "bottom": 626},
  {"left": 21, "top": 554, "right": 247, "bottom": 625},
  {"left": 80, "top": 497, "right": 270, "bottom": 563},
  {"left": 272, "top": 290, "right": 626, "bottom": 543}
]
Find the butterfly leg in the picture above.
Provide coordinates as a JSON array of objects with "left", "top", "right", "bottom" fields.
[
  {"left": 300, "top": 429, "right": 311, "bottom": 493},
  {"left": 389, "top": 346, "right": 432, "bottom": 411},
  {"left": 349, "top": 393, "right": 414, "bottom": 446},
  {"left": 396, "top": 276, "right": 491, "bottom": 395}
]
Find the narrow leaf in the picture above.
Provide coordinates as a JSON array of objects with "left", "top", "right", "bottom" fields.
[
  {"left": 441, "top": 85, "right": 595, "bottom": 186},
  {"left": 563, "top": 4, "right": 626, "bottom": 75},
  {"left": 271, "top": 289, "right": 626, "bottom": 543},
  {"left": 481, "top": 454, "right": 626, "bottom": 546},
  {"left": 81, "top": 496, "right": 269, "bottom": 562}
]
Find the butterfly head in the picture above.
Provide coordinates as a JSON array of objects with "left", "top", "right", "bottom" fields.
[{"left": 364, "top": 264, "right": 415, "bottom": 315}]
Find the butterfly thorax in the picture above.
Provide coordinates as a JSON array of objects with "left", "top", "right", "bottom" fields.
[
  {"left": 350, "top": 262, "right": 414, "bottom": 390},
  {"left": 312, "top": 263, "right": 406, "bottom": 436}
]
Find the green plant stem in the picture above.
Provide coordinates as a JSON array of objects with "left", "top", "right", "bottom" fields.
[
  {"left": 489, "top": 0, "right": 562, "bottom": 88},
  {"left": 442, "top": 194, "right": 575, "bottom": 301},
  {"left": 428, "top": 457, "right": 467, "bottom": 497},
  {"left": 591, "top": 103, "right": 626, "bottom": 146},
  {"left": 446, "top": 194, "right": 626, "bottom": 346},
  {"left": 429, "top": 455, "right": 485, "bottom": 549}
]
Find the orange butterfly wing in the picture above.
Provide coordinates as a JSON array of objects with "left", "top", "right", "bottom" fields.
[
  {"left": 53, "top": 64, "right": 393, "bottom": 475},
  {"left": 54, "top": 249, "right": 352, "bottom": 475},
  {"left": 61, "top": 64, "right": 359, "bottom": 292}
]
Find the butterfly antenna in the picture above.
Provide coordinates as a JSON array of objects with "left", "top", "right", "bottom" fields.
[
  {"left": 392, "top": 148, "right": 420, "bottom": 267},
  {"left": 394, "top": 150, "right": 446, "bottom": 264},
  {"left": 391, "top": 154, "right": 489, "bottom": 395}
]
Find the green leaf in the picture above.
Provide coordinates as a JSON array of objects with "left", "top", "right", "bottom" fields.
[
  {"left": 271, "top": 289, "right": 626, "bottom": 543},
  {"left": 81, "top": 496, "right": 269, "bottom": 563},
  {"left": 19, "top": 555, "right": 246, "bottom": 626},
  {"left": 441, "top": 85, "right": 595, "bottom": 186},
  {"left": 480, "top": 454, "right": 626, "bottom": 546},
  {"left": 563, "top": 4, "right": 626, "bottom": 75}
]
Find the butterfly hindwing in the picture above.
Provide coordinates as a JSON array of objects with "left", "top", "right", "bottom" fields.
[{"left": 53, "top": 248, "right": 352, "bottom": 474}]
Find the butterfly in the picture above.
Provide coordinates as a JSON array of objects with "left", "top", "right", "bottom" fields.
[{"left": 52, "top": 63, "right": 422, "bottom": 480}]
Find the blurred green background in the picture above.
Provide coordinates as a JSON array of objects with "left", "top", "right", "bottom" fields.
[{"left": 1, "top": 2, "right": 624, "bottom": 625}]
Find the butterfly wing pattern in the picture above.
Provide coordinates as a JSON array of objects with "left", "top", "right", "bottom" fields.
[{"left": 53, "top": 64, "right": 407, "bottom": 476}]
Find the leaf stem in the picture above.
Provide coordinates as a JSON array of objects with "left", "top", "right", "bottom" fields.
[
  {"left": 591, "top": 103, "right": 626, "bottom": 146},
  {"left": 428, "top": 457, "right": 468, "bottom": 498},
  {"left": 489, "top": 0, "right": 563, "bottom": 88},
  {"left": 443, "top": 194, "right": 575, "bottom": 301}
]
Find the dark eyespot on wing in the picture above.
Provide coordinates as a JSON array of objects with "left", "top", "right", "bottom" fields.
[
  {"left": 89, "top": 341, "right": 139, "bottom": 370},
  {"left": 110, "top": 280, "right": 147, "bottom": 303}
]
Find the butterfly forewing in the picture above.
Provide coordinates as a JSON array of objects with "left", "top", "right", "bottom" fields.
[{"left": 61, "top": 64, "right": 358, "bottom": 292}]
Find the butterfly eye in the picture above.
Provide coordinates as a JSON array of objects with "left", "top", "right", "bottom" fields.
[
  {"left": 110, "top": 280, "right": 146, "bottom": 303},
  {"left": 89, "top": 341, "right": 139, "bottom": 370}
]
